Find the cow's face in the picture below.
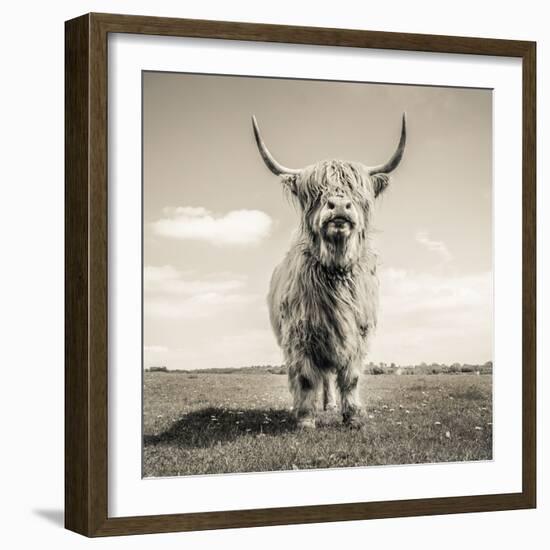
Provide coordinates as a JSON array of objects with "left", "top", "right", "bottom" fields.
[
  {"left": 290, "top": 161, "right": 374, "bottom": 269},
  {"left": 319, "top": 188, "right": 359, "bottom": 243},
  {"left": 252, "top": 114, "right": 406, "bottom": 269}
]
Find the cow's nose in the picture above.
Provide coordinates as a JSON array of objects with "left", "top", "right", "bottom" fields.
[{"left": 327, "top": 196, "right": 352, "bottom": 214}]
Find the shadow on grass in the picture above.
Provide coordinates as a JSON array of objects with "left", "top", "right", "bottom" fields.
[{"left": 144, "top": 407, "right": 297, "bottom": 449}]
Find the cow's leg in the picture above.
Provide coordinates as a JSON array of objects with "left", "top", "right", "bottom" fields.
[
  {"left": 337, "top": 362, "right": 363, "bottom": 427},
  {"left": 322, "top": 371, "right": 338, "bottom": 411},
  {"left": 288, "top": 359, "right": 321, "bottom": 429}
]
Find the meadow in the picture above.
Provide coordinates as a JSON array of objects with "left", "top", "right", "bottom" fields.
[{"left": 143, "top": 370, "right": 492, "bottom": 477}]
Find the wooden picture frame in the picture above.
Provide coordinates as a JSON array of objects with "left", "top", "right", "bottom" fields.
[{"left": 65, "top": 12, "right": 536, "bottom": 537}]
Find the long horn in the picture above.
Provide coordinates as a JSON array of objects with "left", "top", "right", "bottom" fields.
[
  {"left": 369, "top": 113, "right": 407, "bottom": 175},
  {"left": 252, "top": 115, "right": 301, "bottom": 176}
]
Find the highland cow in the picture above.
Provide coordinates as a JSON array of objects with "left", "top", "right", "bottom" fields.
[{"left": 252, "top": 114, "right": 406, "bottom": 429}]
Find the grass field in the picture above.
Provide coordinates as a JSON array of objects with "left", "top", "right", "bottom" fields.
[{"left": 143, "top": 371, "right": 492, "bottom": 477}]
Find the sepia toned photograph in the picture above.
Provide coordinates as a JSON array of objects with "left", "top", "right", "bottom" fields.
[{"left": 142, "top": 71, "right": 493, "bottom": 478}]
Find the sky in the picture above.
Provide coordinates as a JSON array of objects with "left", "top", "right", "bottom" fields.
[{"left": 143, "top": 71, "right": 493, "bottom": 369}]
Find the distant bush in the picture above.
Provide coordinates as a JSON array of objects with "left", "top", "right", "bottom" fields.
[
  {"left": 148, "top": 363, "right": 492, "bottom": 376},
  {"left": 363, "top": 363, "right": 492, "bottom": 376},
  {"left": 267, "top": 366, "right": 287, "bottom": 375},
  {"left": 363, "top": 365, "right": 409, "bottom": 375}
]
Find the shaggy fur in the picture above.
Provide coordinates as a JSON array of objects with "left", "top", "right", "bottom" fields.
[
  {"left": 268, "top": 160, "right": 384, "bottom": 428},
  {"left": 253, "top": 112, "right": 405, "bottom": 428}
]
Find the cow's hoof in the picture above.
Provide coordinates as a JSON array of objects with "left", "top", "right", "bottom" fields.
[
  {"left": 297, "top": 416, "right": 316, "bottom": 430},
  {"left": 323, "top": 402, "right": 338, "bottom": 412},
  {"left": 343, "top": 413, "right": 364, "bottom": 429}
]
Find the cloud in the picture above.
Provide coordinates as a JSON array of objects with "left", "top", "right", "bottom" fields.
[
  {"left": 144, "top": 265, "right": 256, "bottom": 320},
  {"left": 151, "top": 206, "right": 273, "bottom": 245},
  {"left": 144, "top": 329, "right": 283, "bottom": 371},
  {"left": 371, "top": 268, "right": 493, "bottom": 364},
  {"left": 380, "top": 268, "right": 490, "bottom": 313},
  {"left": 144, "top": 345, "right": 168, "bottom": 353},
  {"left": 415, "top": 230, "right": 452, "bottom": 262},
  {"left": 144, "top": 265, "right": 246, "bottom": 295},
  {"left": 146, "top": 293, "right": 255, "bottom": 320}
]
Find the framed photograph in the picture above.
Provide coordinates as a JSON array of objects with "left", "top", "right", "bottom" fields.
[{"left": 65, "top": 13, "right": 536, "bottom": 537}]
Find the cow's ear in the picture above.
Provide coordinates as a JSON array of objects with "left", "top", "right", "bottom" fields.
[
  {"left": 371, "top": 173, "right": 390, "bottom": 198},
  {"left": 282, "top": 174, "right": 298, "bottom": 195}
]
